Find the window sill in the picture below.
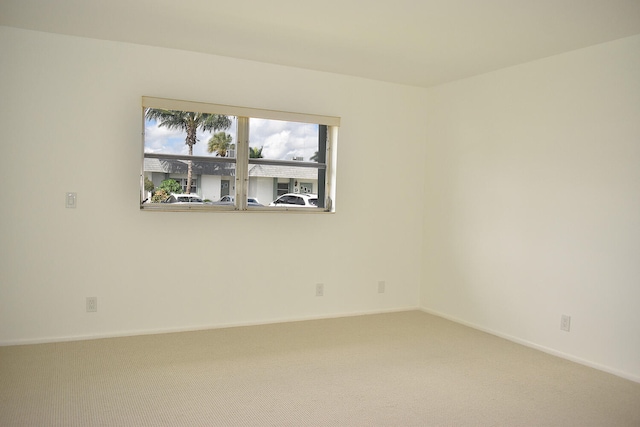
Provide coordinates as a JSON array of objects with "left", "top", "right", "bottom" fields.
[{"left": 140, "top": 204, "right": 334, "bottom": 214}]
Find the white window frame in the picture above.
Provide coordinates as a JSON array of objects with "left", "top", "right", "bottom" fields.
[{"left": 141, "top": 96, "right": 339, "bottom": 213}]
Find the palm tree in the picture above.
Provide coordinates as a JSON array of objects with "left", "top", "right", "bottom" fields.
[
  {"left": 208, "top": 132, "right": 234, "bottom": 157},
  {"left": 310, "top": 151, "right": 319, "bottom": 162},
  {"left": 145, "top": 109, "right": 232, "bottom": 194},
  {"left": 249, "top": 146, "right": 264, "bottom": 158}
]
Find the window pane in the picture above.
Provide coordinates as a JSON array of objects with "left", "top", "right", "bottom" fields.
[
  {"left": 247, "top": 118, "right": 325, "bottom": 209},
  {"left": 142, "top": 108, "right": 237, "bottom": 203}
]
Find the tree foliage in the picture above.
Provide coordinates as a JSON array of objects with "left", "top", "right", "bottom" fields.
[
  {"left": 144, "top": 177, "right": 155, "bottom": 193},
  {"left": 159, "top": 179, "right": 182, "bottom": 194},
  {"left": 151, "top": 189, "right": 169, "bottom": 203},
  {"left": 249, "top": 146, "right": 264, "bottom": 158},
  {"left": 208, "top": 132, "right": 234, "bottom": 157}
]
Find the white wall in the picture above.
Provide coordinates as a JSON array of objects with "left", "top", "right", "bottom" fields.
[
  {"left": 200, "top": 175, "right": 221, "bottom": 201},
  {"left": 0, "top": 27, "right": 426, "bottom": 344},
  {"left": 3, "top": 25, "right": 638, "bottom": 383},
  {"left": 422, "top": 35, "right": 640, "bottom": 381},
  {"left": 249, "top": 177, "right": 273, "bottom": 205}
]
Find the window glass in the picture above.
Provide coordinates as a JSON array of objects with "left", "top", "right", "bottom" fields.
[
  {"left": 276, "top": 182, "right": 290, "bottom": 196},
  {"left": 248, "top": 118, "right": 321, "bottom": 207},
  {"left": 143, "top": 109, "right": 237, "bottom": 204}
]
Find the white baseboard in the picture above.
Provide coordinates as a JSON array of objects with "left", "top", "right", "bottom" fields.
[
  {"left": 0, "top": 306, "right": 420, "bottom": 346},
  {"left": 420, "top": 307, "right": 640, "bottom": 384}
]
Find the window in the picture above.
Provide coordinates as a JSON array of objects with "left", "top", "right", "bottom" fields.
[
  {"left": 276, "top": 182, "right": 290, "bottom": 196},
  {"left": 173, "top": 178, "right": 197, "bottom": 194},
  {"left": 141, "top": 97, "right": 339, "bottom": 212}
]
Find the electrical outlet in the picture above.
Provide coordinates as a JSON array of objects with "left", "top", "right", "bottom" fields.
[
  {"left": 66, "top": 192, "right": 77, "bottom": 208},
  {"left": 315, "top": 283, "right": 324, "bottom": 297},
  {"left": 378, "top": 280, "right": 386, "bottom": 293},
  {"left": 86, "top": 297, "right": 97, "bottom": 312},
  {"left": 560, "top": 314, "right": 571, "bottom": 332}
]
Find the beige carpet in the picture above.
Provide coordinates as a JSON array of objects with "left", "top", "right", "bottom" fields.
[{"left": 1, "top": 311, "right": 639, "bottom": 426}]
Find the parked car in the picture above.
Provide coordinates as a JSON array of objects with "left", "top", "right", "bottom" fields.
[
  {"left": 163, "top": 193, "right": 205, "bottom": 204},
  {"left": 214, "top": 195, "right": 263, "bottom": 206},
  {"left": 269, "top": 193, "right": 318, "bottom": 207}
]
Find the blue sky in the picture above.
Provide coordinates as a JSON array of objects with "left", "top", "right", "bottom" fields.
[{"left": 144, "top": 115, "right": 319, "bottom": 161}]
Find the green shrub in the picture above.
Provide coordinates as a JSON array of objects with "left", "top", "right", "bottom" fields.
[
  {"left": 151, "top": 189, "right": 169, "bottom": 203},
  {"left": 159, "top": 179, "right": 182, "bottom": 194},
  {"left": 144, "top": 177, "right": 155, "bottom": 193}
]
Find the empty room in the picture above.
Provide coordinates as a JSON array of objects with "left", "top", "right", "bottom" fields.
[{"left": 1, "top": 1, "right": 639, "bottom": 425}]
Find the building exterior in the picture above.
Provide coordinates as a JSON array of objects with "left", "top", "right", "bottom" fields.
[{"left": 143, "top": 158, "right": 318, "bottom": 204}]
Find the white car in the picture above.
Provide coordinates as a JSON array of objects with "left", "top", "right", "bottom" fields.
[
  {"left": 163, "top": 193, "right": 205, "bottom": 204},
  {"left": 216, "top": 195, "right": 263, "bottom": 206},
  {"left": 269, "top": 193, "right": 318, "bottom": 207}
]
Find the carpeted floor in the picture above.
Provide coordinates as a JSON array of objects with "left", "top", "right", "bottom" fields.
[{"left": 1, "top": 311, "right": 639, "bottom": 426}]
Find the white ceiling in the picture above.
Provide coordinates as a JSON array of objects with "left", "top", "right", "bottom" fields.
[{"left": 2, "top": 0, "right": 640, "bottom": 88}]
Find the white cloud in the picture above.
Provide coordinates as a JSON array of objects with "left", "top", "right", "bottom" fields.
[
  {"left": 144, "top": 121, "right": 188, "bottom": 155},
  {"left": 250, "top": 118, "right": 318, "bottom": 161},
  {"left": 262, "top": 130, "right": 292, "bottom": 159}
]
